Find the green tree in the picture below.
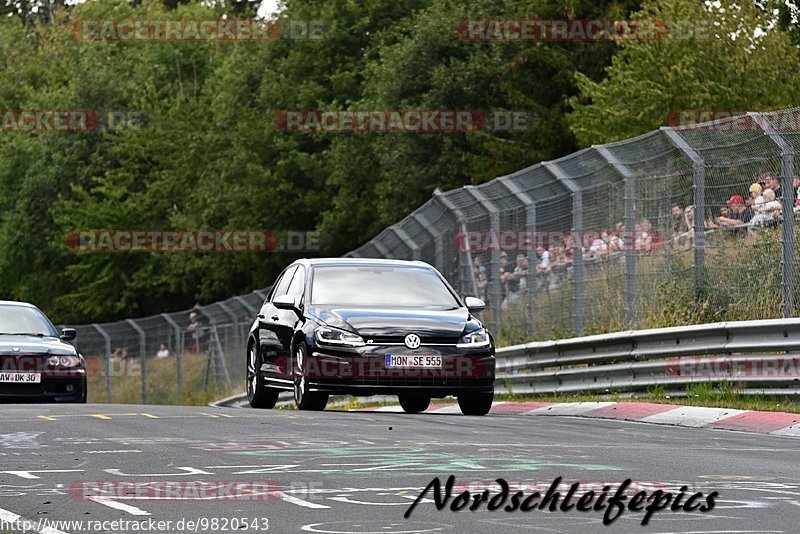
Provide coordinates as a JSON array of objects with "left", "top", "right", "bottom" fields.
[{"left": 568, "top": 0, "right": 800, "bottom": 146}]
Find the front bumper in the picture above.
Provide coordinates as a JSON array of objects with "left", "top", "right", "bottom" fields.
[
  {"left": 304, "top": 344, "right": 495, "bottom": 397},
  {"left": 0, "top": 370, "right": 86, "bottom": 403}
]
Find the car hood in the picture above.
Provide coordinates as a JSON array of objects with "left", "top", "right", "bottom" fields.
[
  {"left": 308, "top": 306, "right": 469, "bottom": 338},
  {"left": 0, "top": 335, "right": 77, "bottom": 356}
]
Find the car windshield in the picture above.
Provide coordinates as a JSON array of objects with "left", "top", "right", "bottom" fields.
[
  {"left": 0, "top": 305, "right": 58, "bottom": 336},
  {"left": 311, "top": 265, "right": 461, "bottom": 308}
]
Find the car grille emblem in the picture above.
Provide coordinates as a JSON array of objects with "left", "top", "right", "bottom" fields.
[
  {"left": 404, "top": 334, "right": 421, "bottom": 350},
  {"left": 12, "top": 347, "right": 19, "bottom": 352}
]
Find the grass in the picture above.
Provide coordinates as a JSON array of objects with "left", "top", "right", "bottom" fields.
[{"left": 86, "top": 352, "right": 239, "bottom": 405}]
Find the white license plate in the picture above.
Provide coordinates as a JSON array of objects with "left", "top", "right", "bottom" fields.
[
  {"left": 385, "top": 355, "right": 442, "bottom": 368},
  {"left": 0, "top": 372, "right": 41, "bottom": 383}
]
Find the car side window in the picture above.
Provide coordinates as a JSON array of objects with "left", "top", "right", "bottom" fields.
[
  {"left": 286, "top": 265, "right": 306, "bottom": 303},
  {"left": 270, "top": 266, "right": 297, "bottom": 302}
]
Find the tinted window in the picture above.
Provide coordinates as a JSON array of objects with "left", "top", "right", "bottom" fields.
[
  {"left": 311, "top": 265, "right": 459, "bottom": 308},
  {"left": 270, "top": 266, "right": 297, "bottom": 301},
  {"left": 0, "top": 305, "right": 58, "bottom": 336},
  {"left": 286, "top": 265, "right": 306, "bottom": 302}
]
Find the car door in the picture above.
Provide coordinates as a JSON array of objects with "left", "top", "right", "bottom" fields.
[
  {"left": 257, "top": 265, "right": 296, "bottom": 379},
  {"left": 283, "top": 265, "right": 307, "bottom": 380}
]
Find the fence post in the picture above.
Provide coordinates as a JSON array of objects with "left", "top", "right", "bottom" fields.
[
  {"left": 412, "top": 212, "right": 442, "bottom": 271},
  {"left": 372, "top": 239, "right": 392, "bottom": 259},
  {"left": 497, "top": 176, "right": 537, "bottom": 335},
  {"left": 92, "top": 323, "right": 112, "bottom": 403},
  {"left": 595, "top": 145, "right": 637, "bottom": 327},
  {"left": 389, "top": 224, "right": 421, "bottom": 260},
  {"left": 543, "top": 161, "right": 584, "bottom": 335},
  {"left": 662, "top": 127, "right": 705, "bottom": 296},
  {"left": 126, "top": 319, "right": 147, "bottom": 404},
  {"left": 750, "top": 112, "right": 796, "bottom": 317},
  {"left": 433, "top": 189, "right": 478, "bottom": 300},
  {"left": 464, "top": 186, "right": 502, "bottom": 328},
  {"left": 161, "top": 313, "right": 183, "bottom": 404}
]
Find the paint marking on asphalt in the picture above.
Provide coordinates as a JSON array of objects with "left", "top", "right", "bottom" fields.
[
  {"left": 87, "top": 496, "right": 151, "bottom": 516},
  {"left": 37, "top": 415, "right": 57, "bottom": 421},
  {"left": 139, "top": 413, "right": 158, "bottom": 419},
  {"left": 90, "top": 414, "right": 112, "bottom": 420},
  {"left": 278, "top": 491, "right": 330, "bottom": 509},
  {"left": 0, "top": 505, "right": 70, "bottom": 534},
  {"left": 200, "top": 412, "right": 219, "bottom": 418},
  {"left": 104, "top": 467, "right": 213, "bottom": 477},
  {"left": 1, "top": 469, "right": 83, "bottom": 480}
]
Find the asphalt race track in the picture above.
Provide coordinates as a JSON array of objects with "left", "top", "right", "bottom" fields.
[{"left": 1, "top": 403, "right": 799, "bottom": 534}]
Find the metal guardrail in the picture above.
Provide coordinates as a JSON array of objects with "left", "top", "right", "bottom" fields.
[
  {"left": 213, "top": 318, "right": 800, "bottom": 406},
  {"left": 494, "top": 318, "right": 800, "bottom": 396}
]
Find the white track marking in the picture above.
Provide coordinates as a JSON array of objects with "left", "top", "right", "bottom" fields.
[
  {"left": 0, "top": 505, "right": 70, "bottom": 534},
  {"left": 86, "top": 496, "right": 151, "bottom": 516}
]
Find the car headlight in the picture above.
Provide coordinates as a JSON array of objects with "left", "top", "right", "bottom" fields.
[
  {"left": 47, "top": 355, "right": 82, "bottom": 368},
  {"left": 315, "top": 326, "right": 365, "bottom": 347},
  {"left": 456, "top": 328, "right": 490, "bottom": 348}
]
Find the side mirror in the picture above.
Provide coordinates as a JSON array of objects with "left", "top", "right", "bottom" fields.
[
  {"left": 464, "top": 297, "right": 485, "bottom": 313},
  {"left": 273, "top": 294, "right": 302, "bottom": 316},
  {"left": 60, "top": 328, "right": 77, "bottom": 342}
]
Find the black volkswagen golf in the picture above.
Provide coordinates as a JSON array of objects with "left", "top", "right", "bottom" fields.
[
  {"left": 0, "top": 301, "right": 86, "bottom": 403},
  {"left": 246, "top": 258, "right": 495, "bottom": 415}
]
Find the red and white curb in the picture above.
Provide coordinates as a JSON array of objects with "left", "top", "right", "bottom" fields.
[{"left": 356, "top": 401, "right": 800, "bottom": 438}]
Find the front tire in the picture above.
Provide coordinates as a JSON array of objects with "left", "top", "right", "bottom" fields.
[
  {"left": 399, "top": 394, "right": 430, "bottom": 413},
  {"left": 293, "top": 342, "right": 328, "bottom": 411},
  {"left": 247, "top": 342, "right": 279, "bottom": 409},
  {"left": 457, "top": 392, "right": 493, "bottom": 416}
]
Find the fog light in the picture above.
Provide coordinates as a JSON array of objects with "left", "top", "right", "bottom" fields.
[{"left": 66, "top": 385, "right": 75, "bottom": 392}]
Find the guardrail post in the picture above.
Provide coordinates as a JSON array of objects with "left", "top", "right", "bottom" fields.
[
  {"left": 595, "top": 145, "right": 637, "bottom": 327},
  {"left": 125, "top": 319, "right": 147, "bottom": 404},
  {"left": 465, "top": 186, "right": 502, "bottom": 328},
  {"left": 161, "top": 313, "right": 183, "bottom": 404},
  {"left": 662, "top": 127, "right": 705, "bottom": 296},
  {"left": 92, "top": 323, "right": 112, "bottom": 403},
  {"left": 543, "top": 161, "right": 584, "bottom": 335},
  {"left": 497, "top": 176, "right": 537, "bottom": 334},
  {"left": 750, "top": 112, "right": 796, "bottom": 317}
]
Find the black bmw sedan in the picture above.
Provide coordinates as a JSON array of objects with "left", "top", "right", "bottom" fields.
[
  {"left": 246, "top": 258, "right": 495, "bottom": 415},
  {"left": 0, "top": 301, "right": 86, "bottom": 403}
]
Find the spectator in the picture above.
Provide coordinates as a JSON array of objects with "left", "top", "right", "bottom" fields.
[
  {"left": 750, "top": 189, "right": 780, "bottom": 226},
  {"left": 498, "top": 251, "right": 511, "bottom": 299},
  {"left": 502, "top": 253, "right": 528, "bottom": 310},
  {"left": 476, "top": 271, "right": 488, "bottom": 302},
  {"left": 674, "top": 205, "right": 694, "bottom": 250},
  {"left": 764, "top": 173, "right": 782, "bottom": 199},
  {"left": 156, "top": 343, "right": 170, "bottom": 358},
  {"left": 186, "top": 311, "right": 206, "bottom": 353},
  {"left": 671, "top": 203, "right": 688, "bottom": 234},
  {"left": 472, "top": 255, "right": 486, "bottom": 277},
  {"left": 748, "top": 183, "right": 765, "bottom": 209},
  {"left": 635, "top": 219, "right": 653, "bottom": 253},
  {"left": 716, "top": 195, "right": 753, "bottom": 227},
  {"left": 609, "top": 223, "right": 625, "bottom": 252},
  {"left": 535, "top": 246, "right": 552, "bottom": 290}
]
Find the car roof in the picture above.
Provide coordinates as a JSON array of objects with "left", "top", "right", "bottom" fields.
[
  {"left": 0, "top": 300, "right": 37, "bottom": 308},
  {"left": 294, "top": 258, "right": 432, "bottom": 269}
]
